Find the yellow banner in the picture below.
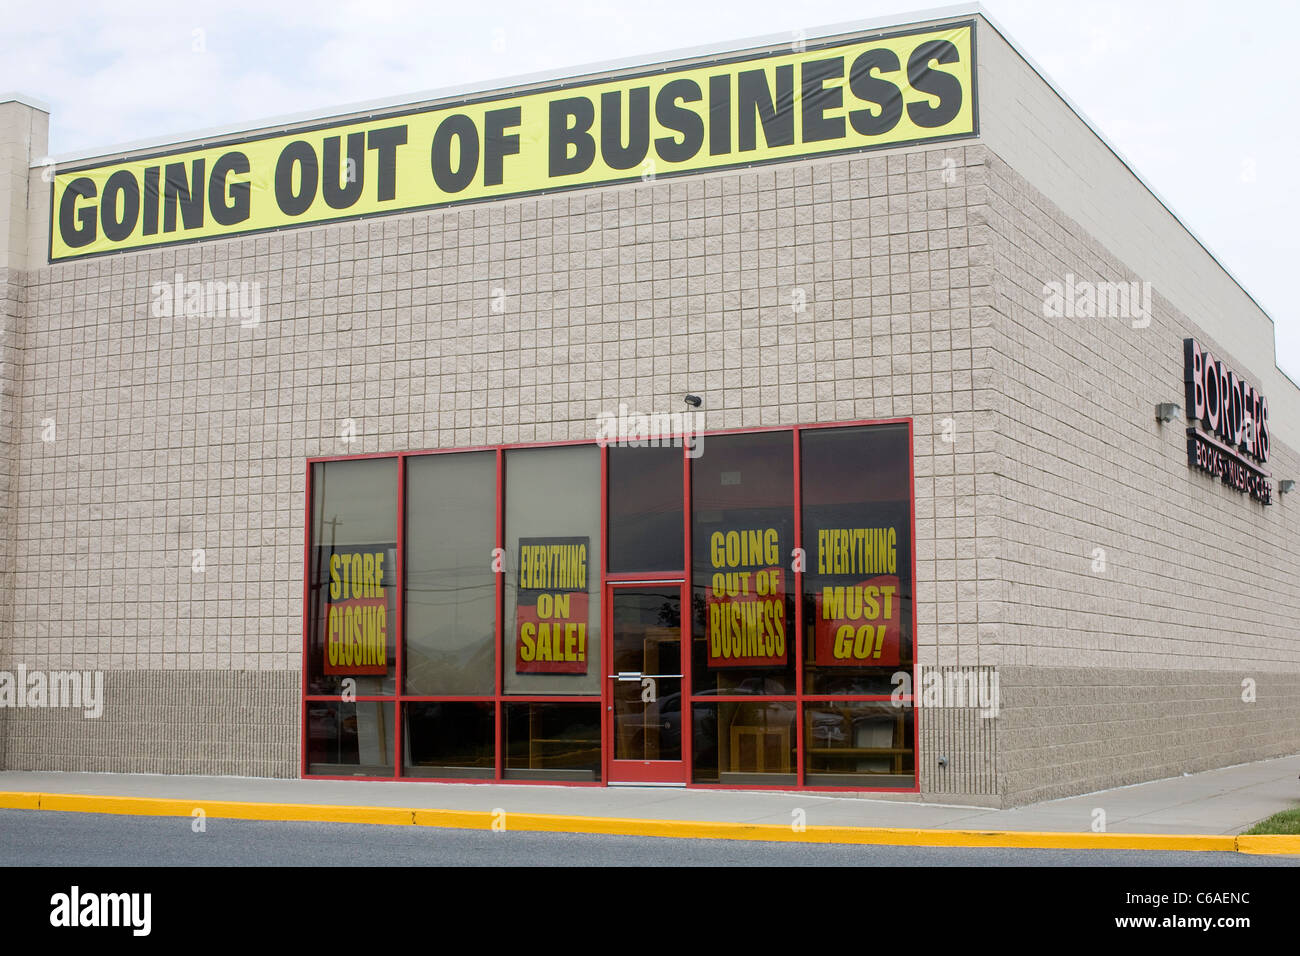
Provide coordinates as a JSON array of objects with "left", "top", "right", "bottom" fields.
[{"left": 49, "top": 22, "right": 975, "bottom": 261}]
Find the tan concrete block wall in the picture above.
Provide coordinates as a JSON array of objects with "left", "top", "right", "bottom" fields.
[
  {"left": 996, "top": 666, "right": 1300, "bottom": 806},
  {"left": 8, "top": 142, "right": 1000, "bottom": 774},
  {"left": 982, "top": 143, "right": 1300, "bottom": 673},
  {"left": 3, "top": 670, "right": 298, "bottom": 776}
]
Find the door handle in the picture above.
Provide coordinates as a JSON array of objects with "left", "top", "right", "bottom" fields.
[{"left": 607, "top": 673, "right": 683, "bottom": 680}]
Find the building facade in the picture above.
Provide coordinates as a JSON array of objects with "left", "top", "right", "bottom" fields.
[{"left": 1, "top": 9, "right": 1297, "bottom": 805}]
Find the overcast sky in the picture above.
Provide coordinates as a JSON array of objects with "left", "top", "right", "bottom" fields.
[{"left": 3, "top": 0, "right": 1296, "bottom": 380}]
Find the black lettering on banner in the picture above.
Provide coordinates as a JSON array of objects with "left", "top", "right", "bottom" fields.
[
  {"left": 848, "top": 49, "right": 904, "bottom": 136},
  {"left": 59, "top": 177, "right": 98, "bottom": 248},
  {"left": 600, "top": 87, "right": 650, "bottom": 170},
  {"left": 322, "top": 132, "right": 365, "bottom": 209},
  {"left": 738, "top": 65, "right": 794, "bottom": 151},
  {"left": 906, "top": 39, "right": 962, "bottom": 128},
  {"left": 801, "top": 57, "right": 845, "bottom": 143},
  {"left": 209, "top": 152, "right": 251, "bottom": 226},
  {"left": 163, "top": 159, "right": 205, "bottom": 232},
  {"left": 101, "top": 169, "right": 139, "bottom": 242},
  {"left": 366, "top": 126, "right": 407, "bottom": 201},
  {"left": 142, "top": 166, "right": 160, "bottom": 236},
  {"left": 655, "top": 79, "right": 704, "bottom": 164},
  {"left": 549, "top": 97, "right": 596, "bottom": 176},
  {"left": 483, "top": 107, "right": 521, "bottom": 187},
  {"left": 275, "top": 141, "right": 318, "bottom": 216},
  {"left": 430, "top": 114, "right": 480, "bottom": 193},
  {"left": 708, "top": 74, "right": 731, "bottom": 155}
]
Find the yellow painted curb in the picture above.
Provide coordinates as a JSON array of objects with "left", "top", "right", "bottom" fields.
[
  {"left": 0, "top": 791, "right": 41, "bottom": 811},
  {"left": 3, "top": 790, "right": 1298, "bottom": 854},
  {"left": 1235, "top": 834, "right": 1300, "bottom": 855}
]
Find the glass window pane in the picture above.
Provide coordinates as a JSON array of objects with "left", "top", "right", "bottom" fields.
[
  {"left": 404, "top": 452, "right": 496, "bottom": 695},
  {"left": 503, "top": 702, "right": 601, "bottom": 781},
  {"left": 608, "top": 445, "right": 684, "bottom": 572},
  {"left": 305, "top": 700, "right": 395, "bottom": 776},
  {"left": 307, "top": 458, "right": 398, "bottom": 696},
  {"left": 402, "top": 702, "right": 495, "bottom": 779},
  {"left": 800, "top": 424, "right": 914, "bottom": 694},
  {"left": 691, "top": 701, "right": 795, "bottom": 786},
  {"left": 803, "top": 702, "right": 914, "bottom": 788},
  {"left": 504, "top": 445, "right": 601, "bottom": 695},
  {"left": 691, "top": 431, "right": 795, "bottom": 694}
]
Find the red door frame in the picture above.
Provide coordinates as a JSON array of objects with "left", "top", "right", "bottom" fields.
[{"left": 603, "top": 578, "right": 689, "bottom": 785}]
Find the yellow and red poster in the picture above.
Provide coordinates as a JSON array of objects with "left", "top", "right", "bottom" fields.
[
  {"left": 812, "top": 527, "right": 902, "bottom": 666},
  {"left": 705, "top": 528, "right": 787, "bottom": 667},
  {"left": 323, "top": 549, "right": 390, "bottom": 675},
  {"left": 515, "top": 536, "right": 590, "bottom": 674}
]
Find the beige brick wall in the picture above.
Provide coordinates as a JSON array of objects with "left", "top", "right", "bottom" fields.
[{"left": 9, "top": 141, "right": 996, "bottom": 776}]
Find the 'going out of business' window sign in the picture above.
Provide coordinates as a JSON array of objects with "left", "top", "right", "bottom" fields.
[
  {"left": 1184, "top": 337, "right": 1272, "bottom": 504},
  {"left": 49, "top": 22, "right": 976, "bottom": 262}
]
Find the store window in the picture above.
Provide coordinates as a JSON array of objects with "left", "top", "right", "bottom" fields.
[
  {"left": 690, "top": 431, "right": 795, "bottom": 695},
  {"left": 404, "top": 452, "right": 496, "bottom": 696},
  {"left": 799, "top": 424, "right": 913, "bottom": 695},
  {"left": 303, "top": 421, "right": 916, "bottom": 790},
  {"left": 503, "top": 445, "right": 602, "bottom": 696},
  {"left": 306, "top": 458, "right": 398, "bottom": 698},
  {"left": 608, "top": 445, "right": 684, "bottom": 573}
]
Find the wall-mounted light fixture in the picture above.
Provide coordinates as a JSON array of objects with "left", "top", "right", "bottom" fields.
[
  {"left": 1155, "top": 402, "right": 1181, "bottom": 423},
  {"left": 1279, "top": 479, "right": 1296, "bottom": 495},
  {"left": 684, "top": 394, "right": 702, "bottom": 408}
]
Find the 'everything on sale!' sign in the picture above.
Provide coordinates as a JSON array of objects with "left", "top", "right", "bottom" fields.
[{"left": 515, "top": 537, "right": 590, "bottom": 674}]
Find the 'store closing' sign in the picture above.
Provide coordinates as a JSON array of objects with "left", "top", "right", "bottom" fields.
[
  {"left": 324, "top": 549, "right": 390, "bottom": 675},
  {"left": 48, "top": 23, "right": 975, "bottom": 261},
  {"left": 515, "top": 537, "right": 590, "bottom": 674}
]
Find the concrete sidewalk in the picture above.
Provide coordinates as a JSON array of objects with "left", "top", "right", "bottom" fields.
[{"left": 1, "top": 753, "right": 1297, "bottom": 838}]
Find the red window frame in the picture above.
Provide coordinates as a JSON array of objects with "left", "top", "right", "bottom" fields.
[{"left": 301, "top": 418, "right": 919, "bottom": 792}]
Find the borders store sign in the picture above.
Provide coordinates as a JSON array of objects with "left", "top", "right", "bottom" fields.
[
  {"left": 1183, "top": 337, "right": 1271, "bottom": 504},
  {"left": 49, "top": 22, "right": 975, "bottom": 262}
]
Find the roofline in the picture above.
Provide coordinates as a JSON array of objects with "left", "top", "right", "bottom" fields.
[
  {"left": 23, "top": 4, "right": 1293, "bottom": 385},
  {"left": 0, "top": 92, "right": 50, "bottom": 113},
  {"left": 967, "top": 6, "right": 1293, "bottom": 389},
  {"left": 33, "top": 3, "right": 978, "bottom": 166}
]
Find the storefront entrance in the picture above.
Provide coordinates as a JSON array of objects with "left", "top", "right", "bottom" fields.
[
  {"left": 302, "top": 421, "right": 918, "bottom": 791},
  {"left": 606, "top": 582, "right": 688, "bottom": 785}
]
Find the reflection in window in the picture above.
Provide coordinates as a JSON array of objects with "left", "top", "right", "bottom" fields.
[
  {"left": 404, "top": 452, "right": 496, "bottom": 695},
  {"left": 306, "top": 701, "right": 395, "bottom": 776},
  {"left": 691, "top": 431, "right": 795, "bottom": 694},
  {"left": 803, "top": 702, "right": 914, "bottom": 788},
  {"left": 799, "top": 424, "right": 913, "bottom": 695},
  {"left": 608, "top": 445, "right": 684, "bottom": 573},
  {"left": 307, "top": 459, "right": 398, "bottom": 696},
  {"left": 504, "top": 446, "right": 602, "bottom": 696},
  {"left": 402, "top": 702, "right": 495, "bottom": 778},
  {"left": 691, "top": 701, "right": 795, "bottom": 786},
  {"left": 504, "top": 702, "right": 601, "bottom": 781}
]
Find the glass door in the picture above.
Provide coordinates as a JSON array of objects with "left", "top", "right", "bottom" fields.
[{"left": 605, "top": 582, "right": 687, "bottom": 784}]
